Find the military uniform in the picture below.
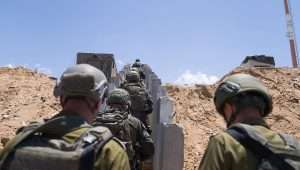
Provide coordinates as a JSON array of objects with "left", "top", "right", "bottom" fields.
[
  {"left": 121, "top": 81, "right": 153, "bottom": 132},
  {"left": 125, "top": 114, "right": 154, "bottom": 160},
  {"left": 198, "top": 73, "right": 300, "bottom": 169},
  {"left": 94, "top": 88, "right": 154, "bottom": 170},
  {"left": 0, "top": 111, "right": 130, "bottom": 170},
  {"left": 94, "top": 110, "right": 154, "bottom": 170},
  {"left": 199, "top": 122, "right": 286, "bottom": 170}
]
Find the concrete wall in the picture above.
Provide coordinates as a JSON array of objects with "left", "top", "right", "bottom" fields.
[
  {"left": 76, "top": 53, "right": 185, "bottom": 169},
  {"left": 75, "top": 53, "right": 184, "bottom": 169},
  {"left": 121, "top": 63, "right": 184, "bottom": 170}
]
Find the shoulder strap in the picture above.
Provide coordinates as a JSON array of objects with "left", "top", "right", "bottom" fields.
[
  {"left": 227, "top": 125, "right": 295, "bottom": 170},
  {"left": 280, "top": 133, "right": 300, "bottom": 148},
  {"left": 0, "top": 116, "right": 88, "bottom": 168},
  {"left": 78, "top": 126, "right": 113, "bottom": 170}
]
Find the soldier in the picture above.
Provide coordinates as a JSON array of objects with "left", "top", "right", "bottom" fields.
[
  {"left": 93, "top": 88, "right": 154, "bottom": 170},
  {"left": 199, "top": 73, "right": 300, "bottom": 170},
  {"left": 131, "top": 59, "right": 146, "bottom": 82},
  {"left": 121, "top": 71, "right": 153, "bottom": 133},
  {"left": 132, "top": 59, "right": 142, "bottom": 68},
  {"left": 0, "top": 64, "right": 130, "bottom": 170},
  {"left": 130, "top": 67, "right": 146, "bottom": 87}
]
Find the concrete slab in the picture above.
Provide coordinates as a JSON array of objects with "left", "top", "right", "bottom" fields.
[{"left": 160, "top": 124, "right": 184, "bottom": 170}]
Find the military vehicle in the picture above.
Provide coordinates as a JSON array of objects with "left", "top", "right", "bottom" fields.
[{"left": 77, "top": 53, "right": 118, "bottom": 82}]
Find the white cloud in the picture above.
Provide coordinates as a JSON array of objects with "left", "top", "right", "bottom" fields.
[
  {"left": 4, "top": 64, "right": 14, "bottom": 68},
  {"left": 175, "top": 70, "right": 219, "bottom": 85}
]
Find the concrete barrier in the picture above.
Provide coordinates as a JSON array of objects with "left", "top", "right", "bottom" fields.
[
  {"left": 159, "top": 96, "right": 175, "bottom": 124},
  {"left": 121, "top": 63, "right": 184, "bottom": 170},
  {"left": 160, "top": 123, "right": 184, "bottom": 170},
  {"left": 77, "top": 55, "right": 185, "bottom": 170}
]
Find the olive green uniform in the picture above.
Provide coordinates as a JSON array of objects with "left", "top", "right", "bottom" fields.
[
  {"left": 126, "top": 115, "right": 154, "bottom": 160},
  {"left": 198, "top": 124, "right": 285, "bottom": 170},
  {"left": 0, "top": 112, "right": 130, "bottom": 170},
  {"left": 94, "top": 110, "right": 154, "bottom": 170}
]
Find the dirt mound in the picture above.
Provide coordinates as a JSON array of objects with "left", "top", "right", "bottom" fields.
[
  {"left": 0, "top": 67, "right": 60, "bottom": 148},
  {"left": 166, "top": 67, "right": 300, "bottom": 170},
  {"left": 1, "top": 66, "right": 300, "bottom": 170}
]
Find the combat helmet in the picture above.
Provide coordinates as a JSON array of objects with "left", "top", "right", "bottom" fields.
[
  {"left": 125, "top": 70, "right": 140, "bottom": 83},
  {"left": 54, "top": 64, "right": 108, "bottom": 101},
  {"left": 214, "top": 73, "right": 272, "bottom": 117},
  {"left": 132, "top": 59, "right": 142, "bottom": 68},
  {"left": 130, "top": 67, "right": 139, "bottom": 72},
  {"left": 107, "top": 88, "right": 131, "bottom": 106}
]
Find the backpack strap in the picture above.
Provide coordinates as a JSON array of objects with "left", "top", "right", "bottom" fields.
[
  {"left": 278, "top": 133, "right": 300, "bottom": 157},
  {"left": 0, "top": 116, "right": 89, "bottom": 169},
  {"left": 227, "top": 124, "right": 295, "bottom": 170},
  {"left": 0, "top": 117, "right": 59, "bottom": 168},
  {"left": 280, "top": 133, "right": 300, "bottom": 149},
  {"left": 78, "top": 126, "right": 113, "bottom": 170}
]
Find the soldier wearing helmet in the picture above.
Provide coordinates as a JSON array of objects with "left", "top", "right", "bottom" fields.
[
  {"left": 0, "top": 64, "right": 130, "bottom": 170},
  {"left": 93, "top": 88, "right": 154, "bottom": 170},
  {"left": 121, "top": 71, "right": 153, "bottom": 133},
  {"left": 129, "top": 68, "right": 146, "bottom": 87},
  {"left": 131, "top": 59, "right": 146, "bottom": 82},
  {"left": 198, "top": 73, "right": 287, "bottom": 170},
  {"left": 125, "top": 70, "right": 141, "bottom": 84}
]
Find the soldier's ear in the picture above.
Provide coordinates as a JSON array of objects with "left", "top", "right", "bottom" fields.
[{"left": 223, "top": 103, "right": 234, "bottom": 121}]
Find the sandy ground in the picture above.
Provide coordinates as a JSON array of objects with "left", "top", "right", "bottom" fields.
[
  {"left": 0, "top": 67, "right": 60, "bottom": 148},
  {"left": 1, "top": 66, "right": 300, "bottom": 170}
]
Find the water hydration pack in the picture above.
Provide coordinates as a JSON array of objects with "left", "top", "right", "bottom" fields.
[
  {"left": 227, "top": 123, "right": 300, "bottom": 170},
  {"left": 0, "top": 116, "right": 113, "bottom": 170}
]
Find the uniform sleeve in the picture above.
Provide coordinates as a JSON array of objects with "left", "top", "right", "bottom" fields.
[
  {"left": 198, "top": 135, "right": 228, "bottom": 170},
  {"left": 94, "top": 140, "right": 130, "bottom": 170}
]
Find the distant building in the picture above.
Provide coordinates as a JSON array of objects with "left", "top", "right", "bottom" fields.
[{"left": 240, "top": 55, "right": 275, "bottom": 68}]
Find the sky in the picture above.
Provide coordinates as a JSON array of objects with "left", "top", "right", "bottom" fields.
[{"left": 0, "top": 0, "right": 299, "bottom": 84}]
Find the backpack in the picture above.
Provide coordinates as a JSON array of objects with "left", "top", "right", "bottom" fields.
[
  {"left": 123, "top": 83, "right": 150, "bottom": 112},
  {"left": 93, "top": 110, "right": 135, "bottom": 161},
  {"left": 227, "top": 123, "right": 300, "bottom": 170},
  {"left": 0, "top": 116, "right": 113, "bottom": 170}
]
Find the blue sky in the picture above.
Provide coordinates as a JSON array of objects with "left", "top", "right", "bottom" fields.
[{"left": 0, "top": 0, "right": 299, "bottom": 83}]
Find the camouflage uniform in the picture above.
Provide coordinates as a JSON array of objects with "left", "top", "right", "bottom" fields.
[
  {"left": 94, "top": 88, "right": 154, "bottom": 170},
  {"left": 121, "top": 71, "right": 153, "bottom": 133},
  {"left": 0, "top": 64, "right": 130, "bottom": 170},
  {"left": 198, "top": 123, "right": 285, "bottom": 170},
  {"left": 0, "top": 111, "right": 130, "bottom": 170},
  {"left": 131, "top": 59, "right": 146, "bottom": 81},
  {"left": 199, "top": 74, "right": 283, "bottom": 170}
]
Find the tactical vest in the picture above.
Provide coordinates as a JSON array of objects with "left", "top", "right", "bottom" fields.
[
  {"left": 227, "top": 123, "right": 300, "bottom": 170},
  {"left": 93, "top": 111, "right": 135, "bottom": 161},
  {"left": 0, "top": 116, "right": 113, "bottom": 170},
  {"left": 123, "top": 83, "right": 149, "bottom": 112}
]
